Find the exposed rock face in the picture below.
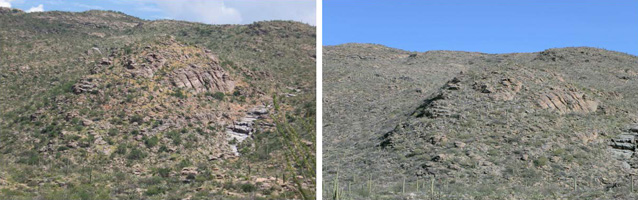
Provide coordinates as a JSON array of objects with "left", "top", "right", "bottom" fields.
[
  {"left": 536, "top": 90, "right": 598, "bottom": 114},
  {"left": 171, "top": 64, "right": 234, "bottom": 93},
  {"left": 412, "top": 92, "right": 450, "bottom": 119},
  {"left": 226, "top": 105, "right": 269, "bottom": 156},
  {"left": 72, "top": 77, "right": 99, "bottom": 94},
  {"left": 610, "top": 125, "right": 638, "bottom": 169},
  {"left": 127, "top": 53, "right": 166, "bottom": 78},
  {"left": 76, "top": 40, "right": 235, "bottom": 97},
  {"left": 473, "top": 77, "right": 523, "bottom": 101}
]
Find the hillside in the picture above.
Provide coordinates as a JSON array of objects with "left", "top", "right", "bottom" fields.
[
  {"left": 0, "top": 8, "right": 315, "bottom": 199},
  {"left": 323, "top": 43, "right": 638, "bottom": 199}
]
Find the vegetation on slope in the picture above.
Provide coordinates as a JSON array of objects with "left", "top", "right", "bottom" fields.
[
  {"left": 324, "top": 44, "right": 638, "bottom": 199},
  {"left": 0, "top": 8, "right": 315, "bottom": 199}
]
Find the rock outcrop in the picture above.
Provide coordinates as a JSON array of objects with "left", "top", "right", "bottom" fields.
[
  {"left": 127, "top": 52, "right": 166, "bottom": 78},
  {"left": 72, "top": 77, "right": 99, "bottom": 94},
  {"left": 536, "top": 90, "right": 598, "bottom": 114},
  {"left": 610, "top": 125, "right": 638, "bottom": 169},
  {"left": 226, "top": 106, "right": 269, "bottom": 156},
  {"left": 171, "top": 64, "right": 234, "bottom": 93}
]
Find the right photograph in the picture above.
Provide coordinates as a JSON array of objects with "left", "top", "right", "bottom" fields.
[{"left": 323, "top": 1, "right": 638, "bottom": 199}]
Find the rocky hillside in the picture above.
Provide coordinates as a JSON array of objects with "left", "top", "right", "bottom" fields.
[
  {"left": 0, "top": 8, "right": 315, "bottom": 199},
  {"left": 324, "top": 44, "right": 638, "bottom": 199}
]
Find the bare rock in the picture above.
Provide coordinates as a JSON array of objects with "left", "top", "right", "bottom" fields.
[
  {"left": 431, "top": 154, "right": 447, "bottom": 162},
  {"left": 67, "top": 141, "right": 78, "bottom": 149},
  {"left": 454, "top": 141, "right": 466, "bottom": 148},
  {"left": 171, "top": 64, "right": 234, "bottom": 94},
  {"left": 72, "top": 77, "right": 99, "bottom": 94},
  {"left": 445, "top": 77, "right": 462, "bottom": 90},
  {"left": 81, "top": 118, "right": 93, "bottom": 126},
  {"left": 181, "top": 167, "right": 198, "bottom": 176},
  {"left": 536, "top": 90, "right": 598, "bottom": 114}
]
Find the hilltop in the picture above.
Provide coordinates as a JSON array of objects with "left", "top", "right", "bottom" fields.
[
  {"left": 324, "top": 44, "right": 638, "bottom": 199},
  {"left": 0, "top": 9, "right": 315, "bottom": 199}
]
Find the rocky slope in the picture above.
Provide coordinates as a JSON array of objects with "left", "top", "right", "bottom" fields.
[
  {"left": 324, "top": 44, "right": 638, "bottom": 199},
  {"left": 0, "top": 8, "right": 315, "bottom": 199}
]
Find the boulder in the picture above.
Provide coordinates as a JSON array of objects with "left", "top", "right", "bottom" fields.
[
  {"left": 249, "top": 106, "right": 269, "bottom": 115},
  {"left": 81, "top": 118, "right": 93, "bottom": 126},
  {"left": 454, "top": 141, "right": 466, "bottom": 148}
]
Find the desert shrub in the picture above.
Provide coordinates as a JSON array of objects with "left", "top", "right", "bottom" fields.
[
  {"left": 534, "top": 156, "right": 549, "bottom": 167},
  {"left": 207, "top": 92, "right": 225, "bottom": 100},
  {"left": 115, "top": 144, "right": 127, "bottom": 155},
  {"left": 144, "top": 136, "right": 159, "bottom": 148},
  {"left": 41, "top": 124, "right": 62, "bottom": 137},
  {"left": 130, "top": 115, "right": 143, "bottom": 124},
  {"left": 107, "top": 128, "right": 119, "bottom": 136},
  {"left": 157, "top": 168, "right": 171, "bottom": 178},
  {"left": 170, "top": 88, "right": 186, "bottom": 99},
  {"left": 127, "top": 147, "right": 146, "bottom": 160},
  {"left": 145, "top": 185, "right": 166, "bottom": 196},
  {"left": 125, "top": 94, "right": 135, "bottom": 103},
  {"left": 241, "top": 183, "right": 257, "bottom": 193},
  {"left": 158, "top": 145, "right": 168, "bottom": 153},
  {"left": 17, "top": 150, "right": 40, "bottom": 165},
  {"left": 177, "top": 159, "right": 192, "bottom": 169},
  {"left": 166, "top": 131, "right": 182, "bottom": 145}
]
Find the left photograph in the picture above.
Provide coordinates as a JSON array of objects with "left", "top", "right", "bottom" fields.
[{"left": 0, "top": 1, "right": 316, "bottom": 199}]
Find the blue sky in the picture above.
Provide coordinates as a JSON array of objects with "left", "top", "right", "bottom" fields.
[
  {"left": 1, "top": 0, "right": 315, "bottom": 25},
  {"left": 324, "top": 0, "right": 638, "bottom": 55}
]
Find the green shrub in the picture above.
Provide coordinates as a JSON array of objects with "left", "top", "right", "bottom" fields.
[
  {"left": 177, "top": 159, "right": 192, "bottom": 169},
  {"left": 41, "top": 124, "right": 62, "bottom": 137},
  {"left": 229, "top": 138, "right": 238, "bottom": 145},
  {"left": 158, "top": 145, "right": 168, "bottom": 152},
  {"left": 130, "top": 115, "right": 143, "bottom": 124},
  {"left": 170, "top": 88, "right": 186, "bottom": 99},
  {"left": 107, "top": 128, "right": 119, "bottom": 136},
  {"left": 166, "top": 131, "right": 182, "bottom": 145},
  {"left": 127, "top": 147, "right": 146, "bottom": 160},
  {"left": 157, "top": 167, "right": 171, "bottom": 178},
  {"left": 241, "top": 183, "right": 257, "bottom": 193},
  {"left": 145, "top": 185, "right": 166, "bottom": 196},
  {"left": 534, "top": 156, "right": 549, "bottom": 167},
  {"left": 17, "top": 151, "right": 40, "bottom": 165},
  {"left": 125, "top": 94, "right": 135, "bottom": 103},
  {"left": 144, "top": 136, "right": 159, "bottom": 148},
  {"left": 209, "top": 92, "right": 225, "bottom": 100},
  {"left": 115, "top": 144, "right": 127, "bottom": 155}
]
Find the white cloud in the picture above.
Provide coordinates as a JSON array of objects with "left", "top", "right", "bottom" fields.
[
  {"left": 0, "top": 0, "right": 13, "bottom": 8},
  {"left": 153, "top": 1, "right": 242, "bottom": 24},
  {"left": 117, "top": 0, "right": 315, "bottom": 25},
  {"left": 26, "top": 4, "right": 43, "bottom": 12},
  {"left": 223, "top": 0, "right": 316, "bottom": 25}
]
